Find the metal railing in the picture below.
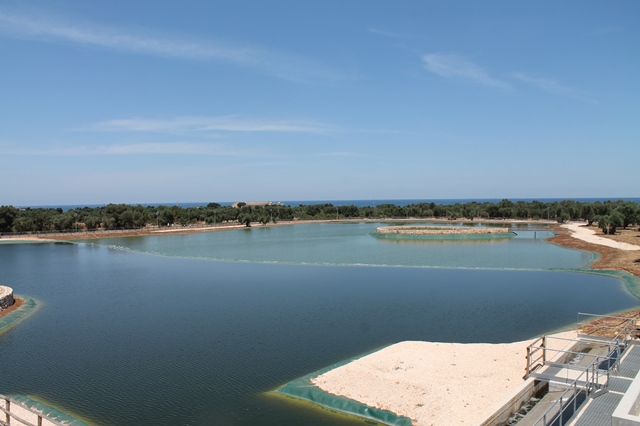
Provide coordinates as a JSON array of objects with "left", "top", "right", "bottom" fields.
[
  {"left": 0, "top": 395, "right": 66, "bottom": 426},
  {"left": 526, "top": 345, "right": 620, "bottom": 426},
  {"left": 521, "top": 312, "right": 634, "bottom": 426},
  {"left": 526, "top": 335, "right": 547, "bottom": 377},
  {"left": 577, "top": 312, "right": 636, "bottom": 343}
]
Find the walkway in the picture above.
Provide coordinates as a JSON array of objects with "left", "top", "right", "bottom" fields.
[
  {"left": 520, "top": 314, "right": 640, "bottom": 426},
  {"left": 562, "top": 222, "right": 640, "bottom": 251},
  {"left": 568, "top": 343, "right": 640, "bottom": 425}
]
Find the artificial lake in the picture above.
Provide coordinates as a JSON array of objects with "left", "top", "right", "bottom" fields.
[{"left": 0, "top": 221, "right": 638, "bottom": 425}]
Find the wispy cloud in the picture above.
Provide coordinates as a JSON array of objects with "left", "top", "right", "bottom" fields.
[
  {"left": 8, "top": 142, "right": 256, "bottom": 157},
  {"left": 510, "top": 72, "right": 596, "bottom": 103},
  {"left": 0, "top": 8, "right": 343, "bottom": 82},
  {"left": 85, "top": 116, "right": 336, "bottom": 135},
  {"left": 368, "top": 28, "right": 401, "bottom": 38},
  {"left": 316, "top": 151, "right": 364, "bottom": 157},
  {"left": 422, "top": 54, "right": 510, "bottom": 89},
  {"left": 594, "top": 26, "right": 624, "bottom": 35}
]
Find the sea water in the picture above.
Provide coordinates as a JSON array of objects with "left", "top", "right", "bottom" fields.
[{"left": 0, "top": 223, "right": 637, "bottom": 425}]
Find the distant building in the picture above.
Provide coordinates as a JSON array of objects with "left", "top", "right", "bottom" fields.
[{"left": 232, "top": 201, "right": 282, "bottom": 208}]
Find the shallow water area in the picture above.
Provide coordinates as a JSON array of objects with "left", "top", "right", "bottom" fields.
[{"left": 0, "top": 222, "right": 635, "bottom": 425}]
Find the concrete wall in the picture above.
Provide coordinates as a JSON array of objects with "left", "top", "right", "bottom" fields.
[
  {"left": 0, "top": 285, "right": 14, "bottom": 310},
  {"left": 480, "top": 378, "right": 547, "bottom": 426}
]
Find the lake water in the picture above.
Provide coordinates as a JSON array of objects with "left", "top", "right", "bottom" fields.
[{"left": 0, "top": 222, "right": 637, "bottom": 425}]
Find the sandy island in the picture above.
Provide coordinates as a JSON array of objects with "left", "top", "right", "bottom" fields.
[
  {"left": 373, "top": 225, "right": 511, "bottom": 235},
  {"left": 312, "top": 331, "right": 577, "bottom": 426}
]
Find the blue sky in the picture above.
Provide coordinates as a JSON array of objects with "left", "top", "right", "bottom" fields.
[{"left": 1, "top": 1, "right": 638, "bottom": 206}]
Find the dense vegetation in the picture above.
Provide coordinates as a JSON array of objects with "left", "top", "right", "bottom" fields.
[{"left": 0, "top": 199, "right": 638, "bottom": 236}]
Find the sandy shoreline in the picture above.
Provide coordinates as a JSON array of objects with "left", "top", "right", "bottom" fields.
[
  {"left": 0, "top": 217, "right": 556, "bottom": 241},
  {"left": 561, "top": 222, "right": 640, "bottom": 251}
]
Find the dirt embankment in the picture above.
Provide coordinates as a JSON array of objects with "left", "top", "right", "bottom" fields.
[{"left": 549, "top": 225, "right": 640, "bottom": 280}]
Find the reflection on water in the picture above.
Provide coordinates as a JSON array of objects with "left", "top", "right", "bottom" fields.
[{"left": 0, "top": 223, "right": 632, "bottom": 425}]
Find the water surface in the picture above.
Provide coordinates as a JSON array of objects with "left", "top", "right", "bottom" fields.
[
  {"left": 0, "top": 223, "right": 635, "bottom": 425},
  {"left": 83, "top": 222, "right": 593, "bottom": 270}
]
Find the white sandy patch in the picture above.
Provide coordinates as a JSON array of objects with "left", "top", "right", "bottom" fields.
[
  {"left": 562, "top": 222, "right": 640, "bottom": 251},
  {"left": 312, "top": 331, "right": 577, "bottom": 426},
  {"left": 0, "top": 236, "right": 56, "bottom": 242}
]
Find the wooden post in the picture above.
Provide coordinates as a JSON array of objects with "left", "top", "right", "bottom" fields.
[
  {"left": 542, "top": 336, "right": 547, "bottom": 364},
  {"left": 6, "top": 397, "right": 10, "bottom": 425}
]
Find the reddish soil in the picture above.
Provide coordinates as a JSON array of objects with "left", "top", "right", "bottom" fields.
[
  {"left": 0, "top": 296, "right": 24, "bottom": 318},
  {"left": 549, "top": 225, "right": 640, "bottom": 280}
]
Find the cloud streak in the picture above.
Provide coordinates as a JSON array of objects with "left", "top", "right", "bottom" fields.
[
  {"left": 86, "top": 116, "right": 336, "bottom": 135},
  {"left": 8, "top": 142, "right": 257, "bottom": 157},
  {"left": 510, "top": 72, "right": 596, "bottom": 103},
  {"left": 423, "top": 54, "right": 510, "bottom": 89},
  {"left": 0, "top": 8, "right": 343, "bottom": 82}
]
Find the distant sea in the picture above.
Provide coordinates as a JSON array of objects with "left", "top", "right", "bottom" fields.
[{"left": 22, "top": 197, "right": 640, "bottom": 211}]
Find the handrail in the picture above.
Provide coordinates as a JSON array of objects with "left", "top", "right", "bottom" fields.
[
  {"left": 526, "top": 336, "right": 620, "bottom": 380},
  {"left": 577, "top": 312, "right": 636, "bottom": 344},
  {"left": 528, "top": 346, "right": 618, "bottom": 426},
  {"left": 0, "top": 395, "right": 67, "bottom": 426},
  {"left": 525, "top": 312, "right": 634, "bottom": 383},
  {"left": 522, "top": 313, "right": 632, "bottom": 426},
  {"left": 526, "top": 336, "right": 546, "bottom": 377}
]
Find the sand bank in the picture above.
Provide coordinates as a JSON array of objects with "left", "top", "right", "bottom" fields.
[
  {"left": 312, "top": 331, "right": 577, "bottom": 426},
  {"left": 374, "top": 226, "right": 510, "bottom": 235}
]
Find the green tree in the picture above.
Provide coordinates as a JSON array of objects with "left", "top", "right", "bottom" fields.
[
  {"left": 597, "top": 213, "right": 624, "bottom": 235},
  {"left": 613, "top": 202, "right": 639, "bottom": 229},
  {"left": 581, "top": 205, "right": 595, "bottom": 225},
  {"left": 83, "top": 215, "right": 101, "bottom": 230},
  {"left": 13, "top": 216, "right": 36, "bottom": 233},
  {"left": 238, "top": 214, "right": 252, "bottom": 227},
  {"left": 0, "top": 205, "right": 19, "bottom": 232},
  {"left": 101, "top": 216, "right": 116, "bottom": 230},
  {"left": 53, "top": 212, "right": 75, "bottom": 231}
]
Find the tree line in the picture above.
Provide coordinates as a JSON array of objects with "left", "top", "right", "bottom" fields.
[{"left": 0, "top": 199, "right": 638, "bottom": 236}]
